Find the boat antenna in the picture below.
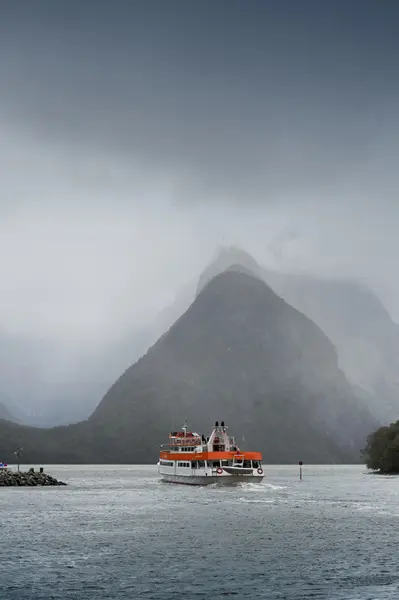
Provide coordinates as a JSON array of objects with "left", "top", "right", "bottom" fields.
[{"left": 182, "top": 418, "right": 188, "bottom": 434}]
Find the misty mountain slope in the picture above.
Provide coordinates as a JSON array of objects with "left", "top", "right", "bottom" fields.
[
  {"left": 264, "top": 271, "right": 399, "bottom": 423},
  {"left": 0, "top": 327, "right": 155, "bottom": 427},
  {"left": 0, "top": 269, "right": 377, "bottom": 463},
  {"left": 89, "top": 269, "right": 377, "bottom": 463},
  {"left": 0, "top": 418, "right": 96, "bottom": 464},
  {"left": 0, "top": 402, "right": 17, "bottom": 423},
  {"left": 196, "top": 246, "right": 399, "bottom": 424}
]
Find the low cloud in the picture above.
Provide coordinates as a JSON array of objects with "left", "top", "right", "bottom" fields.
[{"left": 1, "top": 0, "right": 399, "bottom": 419}]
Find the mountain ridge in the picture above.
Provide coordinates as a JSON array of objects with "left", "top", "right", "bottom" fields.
[
  {"left": 0, "top": 264, "right": 380, "bottom": 463},
  {"left": 58, "top": 270, "right": 382, "bottom": 461},
  {"left": 2, "top": 245, "right": 396, "bottom": 428},
  {"left": 193, "top": 247, "right": 399, "bottom": 423}
]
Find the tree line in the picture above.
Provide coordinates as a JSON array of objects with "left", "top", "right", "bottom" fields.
[{"left": 363, "top": 420, "right": 399, "bottom": 474}]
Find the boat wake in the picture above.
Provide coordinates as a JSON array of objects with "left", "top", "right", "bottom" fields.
[
  {"left": 238, "top": 497, "right": 276, "bottom": 504},
  {"left": 238, "top": 481, "right": 287, "bottom": 492}
]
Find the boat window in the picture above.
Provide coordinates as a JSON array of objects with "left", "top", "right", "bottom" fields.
[
  {"left": 221, "top": 460, "right": 233, "bottom": 467},
  {"left": 243, "top": 460, "right": 251, "bottom": 468},
  {"left": 212, "top": 461, "right": 220, "bottom": 467},
  {"left": 252, "top": 461, "right": 259, "bottom": 468},
  {"left": 197, "top": 460, "right": 205, "bottom": 468}
]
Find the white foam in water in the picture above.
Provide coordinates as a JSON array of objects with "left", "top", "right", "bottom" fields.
[
  {"left": 239, "top": 482, "right": 287, "bottom": 492},
  {"left": 238, "top": 497, "right": 275, "bottom": 504},
  {"left": 264, "top": 483, "right": 287, "bottom": 491}
]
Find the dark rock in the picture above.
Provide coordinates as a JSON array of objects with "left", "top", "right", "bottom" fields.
[{"left": 0, "top": 469, "right": 66, "bottom": 487}]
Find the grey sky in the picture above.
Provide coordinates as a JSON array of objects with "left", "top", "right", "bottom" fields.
[{"left": 1, "top": 0, "right": 399, "bottom": 346}]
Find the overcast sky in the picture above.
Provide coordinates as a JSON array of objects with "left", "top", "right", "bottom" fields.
[{"left": 1, "top": 0, "right": 399, "bottom": 346}]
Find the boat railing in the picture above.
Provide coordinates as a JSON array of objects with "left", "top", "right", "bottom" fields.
[
  {"left": 167, "top": 439, "right": 201, "bottom": 445},
  {"left": 160, "top": 443, "right": 204, "bottom": 452}
]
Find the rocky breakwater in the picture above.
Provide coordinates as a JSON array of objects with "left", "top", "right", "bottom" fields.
[{"left": 0, "top": 468, "right": 67, "bottom": 486}]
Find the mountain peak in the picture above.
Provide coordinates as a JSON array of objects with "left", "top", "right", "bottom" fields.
[
  {"left": 0, "top": 258, "right": 377, "bottom": 464},
  {"left": 196, "top": 245, "right": 262, "bottom": 295},
  {"left": 87, "top": 263, "right": 376, "bottom": 463}
]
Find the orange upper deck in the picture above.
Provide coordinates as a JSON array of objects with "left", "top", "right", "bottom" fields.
[{"left": 161, "top": 420, "right": 262, "bottom": 462}]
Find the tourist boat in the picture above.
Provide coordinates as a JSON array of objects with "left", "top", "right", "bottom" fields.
[{"left": 157, "top": 420, "right": 264, "bottom": 485}]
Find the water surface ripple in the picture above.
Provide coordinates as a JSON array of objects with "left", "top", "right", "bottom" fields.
[{"left": 1, "top": 464, "right": 398, "bottom": 599}]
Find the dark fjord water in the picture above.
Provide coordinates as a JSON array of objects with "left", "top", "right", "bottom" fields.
[{"left": 1, "top": 465, "right": 399, "bottom": 599}]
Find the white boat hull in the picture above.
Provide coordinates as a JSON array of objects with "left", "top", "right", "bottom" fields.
[{"left": 161, "top": 473, "right": 264, "bottom": 486}]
